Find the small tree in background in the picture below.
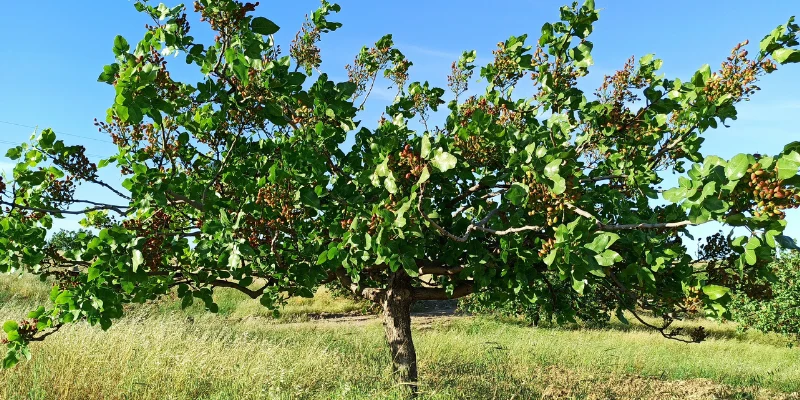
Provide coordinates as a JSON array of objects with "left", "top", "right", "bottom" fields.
[
  {"left": 47, "top": 229, "right": 97, "bottom": 254},
  {"left": 2, "top": 0, "right": 800, "bottom": 393},
  {"left": 728, "top": 250, "right": 800, "bottom": 342}
]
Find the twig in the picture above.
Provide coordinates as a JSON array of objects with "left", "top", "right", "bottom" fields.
[
  {"left": 418, "top": 191, "right": 500, "bottom": 243},
  {"left": 578, "top": 175, "right": 628, "bottom": 183}
]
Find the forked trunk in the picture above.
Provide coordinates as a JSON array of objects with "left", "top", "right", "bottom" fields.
[{"left": 381, "top": 272, "right": 418, "bottom": 395}]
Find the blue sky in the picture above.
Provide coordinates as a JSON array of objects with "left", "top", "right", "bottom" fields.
[{"left": 1, "top": 0, "right": 798, "bottom": 250}]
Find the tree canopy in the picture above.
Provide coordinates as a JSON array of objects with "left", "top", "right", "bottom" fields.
[{"left": 2, "top": 0, "right": 800, "bottom": 389}]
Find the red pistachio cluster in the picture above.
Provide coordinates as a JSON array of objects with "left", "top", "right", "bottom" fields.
[
  {"left": 0, "top": 319, "right": 39, "bottom": 344},
  {"left": 396, "top": 144, "right": 424, "bottom": 181},
  {"left": 747, "top": 161, "right": 799, "bottom": 219},
  {"left": 123, "top": 209, "right": 173, "bottom": 271}
]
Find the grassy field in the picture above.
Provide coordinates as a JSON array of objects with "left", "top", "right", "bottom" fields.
[{"left": 1, "top": 274, "right": 799, "bottom": 399}]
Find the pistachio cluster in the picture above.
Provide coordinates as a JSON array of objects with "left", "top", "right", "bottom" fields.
[
  {"left": 682, "top": 292, "right": 702, "bottom": 314},
  {"left": 385, "top": 58, "right": 411, "bottom": 90},
  {"left": 291, "top": 13, "right": 322, "bottom": 74},
  {"left": 194, "top": 1, "right": 258, "bottom": 32},
  {"left": 367, "top": 213, "right": 382, "bottom": 235},
  {"left": 520, "top": 171, "right": 578, "bottom": 226},
  {"left": 237, "top": 215, "right": 277, "bottom": 250},
  {"left": 122, "top": 209, "right": 173, "bottom": 271},
  {"left": 447, "top": 55, "right": 474, "bottom": 99},
  {"left": 346, "top": 44, "right": 393, "bottom": 99},
  {"left": 44, "top": 175, "right": 76, "bottom": 207},
  {"left": 0, "top": 319, "right": 39, "bottom": 345},
  {"left": 489, "top": 41, "right": 525, "bottom": 89},
  {"left": 531, "top": 44, "right": 586, "bottom": 103},
  {"left": 538, "top": 237, "right": 556, "bottom": 258},
  {"left": 747, "top": 161, "right": 799, "bottom": 219},
  {"left": 459, "top": 97, "right": 523, "bottom": 129},
  {"left": 396, "top": 144, "right": 424, "bottom": 181},
  {"left": 453, "top": 134, "right": 503, "bottom": 171},
  {"left": 53, "top": 146, "right": 98, "bottom": 181},
  {"left": 596, "top": 56, "right": 646, "bottom": 106},
  {"left": 255, "top": 182, "right": 299, "bottom": 224},
  {"left": 704, "top": 40, "right": 777, "bottom": 105}
]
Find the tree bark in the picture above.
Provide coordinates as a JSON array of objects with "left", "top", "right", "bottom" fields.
[{"left": 381, "top": 272, "right": 418, "bottom": 395}]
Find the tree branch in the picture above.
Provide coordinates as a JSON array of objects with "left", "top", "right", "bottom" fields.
[
  {"left": 578, "top": 175, "right": 628, "bottom": 183},
  {"left": 29, "top": 324, "right": 63, "bottom": 342},
  {"left": 411, "top": 282, "right": 474, "bottom": 301},
  {"left": 0, "top": 201, "right": 127, "bottom": 216},
  {"left": 209, "top": 279, "right": 265, "bottom": 299},
  {"left": 565, "top": 203, "right": 694, "bottom": 231},
  {"left": 336, "top": 267, "right": 385, "bottom": 302},
  {"left": 165, "top": 191, "right": 204, "bottom": 211}
]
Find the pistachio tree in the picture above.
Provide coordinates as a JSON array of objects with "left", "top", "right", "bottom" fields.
[{"left": 3, "top": 0, "right": 800, "bottom": 392}]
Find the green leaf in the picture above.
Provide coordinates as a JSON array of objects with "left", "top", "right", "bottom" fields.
[
  {"left": 116, "top": 105, "right": 130, "bottom": 122},
  {"left": 702, "top": 284, "right": 730, "bottom": 300},
  {"left": 421, "top": 135, "right": 431, "bottom": 159},
  {"left": 551, "top": 176, "right": 566, "bottom": 195},
  {"left": 430, "top": 149, "right": 457, "bottom": 172},
  {"left": 299, "top": 187, "right": 321, "bottom": 209},
  {"left": 572, "top": 278, "right": 585, "bottom": 294},
  {"left": 54, "top": 291, "right": 73, "bottom": 305},
  {"left": 98, "top": 64, "right": 119, "bottom": 84},
  {"left": 505, "top": 183, "right": 528, "bottom": 206},
  {"left": 374, "top": 158, "right": 390, "bottom": 177},
  {"left": 542, "top": 248, "right": 557, "bottom": 266},
  {"left": 584, "top": 232, "right": 620, "bottom": 253},
  {"left": 725, "top": 154, "right": 749, "bottom": 181},
  {"left": 132, "top": 249, "right": 143, "bottom": 272},
  {"left": 87, "top": 267, "right": 101, "bottom": 282},
  {"left": 384, "top": 173, "right": 398, "bottom": 194},
  {"left": 3, "top": 353, "right": 18, "bottom": 369},
  {"left": 251, "top": 17, "right": 280, "bottom": 35},
  {"left": 27, "top": 307, "right": 45, "bottom": 319},
  {"left": 615, "top": 307, "right": 629, "bottom": 325},
  {"left": 181, "top": 294, "right": 194, "bottom": 309},
  {"left": 594, "top": 249, "right": 621, "bottom": 267},
  {"left": 776, "top": 152, "right": 800, "bottom": 179},
  {"left": 400, "top": 254, "right": 419, "bottom": 277},
  {"left": 228, "top": 247, "right": 241, "bottom": 269},
  {"left": 543, "top": 159, "right": 562, "bottom": 179},
  {"left": 327, "top": 247, "right": 339, "bottom": 260},
  {"left": 744, "top": 249, "right": 757, "bottom": 266},
  {"left": 772, "top": 48, "right": 800, "bottom": 64},
  {"left": 113, "top": 35, "right": 129, "bottom": 56},
  {"left": 5, "top": 146, "right": 22, "bottom": 160},
  {"left": 2, "top": 321, "right": 18, "bottom": 334},
  {"left": 692, "top": 64, "right": 711, "bottom": 87},
  {"left": 417, "top": 166, "right": 430, "bottom": 184},
  {"left": 775, "top": 235, "right": 800, "bottom": 250}
]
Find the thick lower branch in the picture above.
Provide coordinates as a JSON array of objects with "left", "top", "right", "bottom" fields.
[
  {"left": 335, "top": 268, "right": 385, "bottom": 302},
  {"left": 411, "top": 282, "right": 474, "bottom": 301}
]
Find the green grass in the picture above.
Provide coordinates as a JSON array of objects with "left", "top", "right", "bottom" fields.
[{"left": 1, "top": 274, "right": 798, "bottom": 399}]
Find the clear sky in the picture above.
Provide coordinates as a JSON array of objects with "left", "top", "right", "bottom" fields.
[{"left": 1, "top": 0, "right": 798, "bottom": 251}]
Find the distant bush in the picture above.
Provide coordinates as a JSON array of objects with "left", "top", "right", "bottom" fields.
[
  {"left": 47, "top": 229, "right": 96, "bottom": 253},
  {"left": 729, "top": 250, "right": 800, "bottom": 342}
]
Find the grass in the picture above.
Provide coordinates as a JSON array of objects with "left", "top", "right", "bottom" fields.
[{"left": 1, "top": 274, "right": 799, "bottom": 399}]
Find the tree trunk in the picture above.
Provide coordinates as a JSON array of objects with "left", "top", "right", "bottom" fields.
[{"left": 381, "top": 272, "right": 418, "bottom": 395}]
